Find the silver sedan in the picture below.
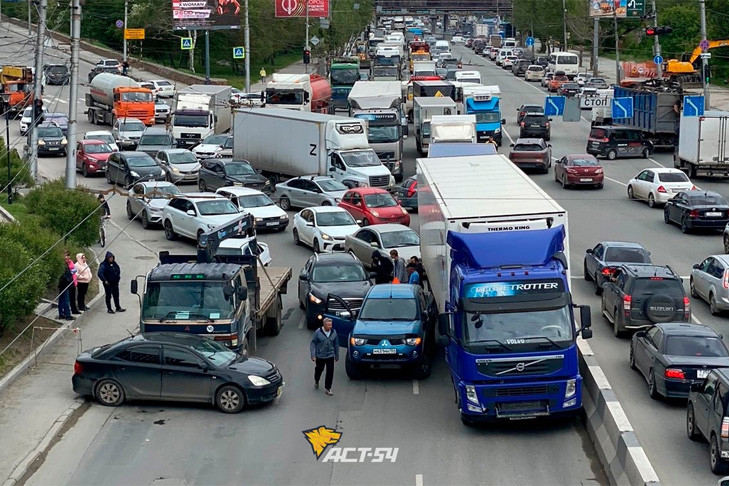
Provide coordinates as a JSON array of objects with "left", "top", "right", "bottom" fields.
[
  {"left": 126, "top": 181, "right": 181, "bottom": 229},
  {"left": 691, "top": 254, "right": 729, "bottom": 315},
  {"left": 344, "top": 224, "right": 420, "bottom": 269},
  {"left": 275, "top": 176, "right": 349, "bottom": 210}
]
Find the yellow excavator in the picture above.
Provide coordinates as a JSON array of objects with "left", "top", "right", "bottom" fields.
[{"left": 664, "top": 40, "right": 729, "bottom": 86}]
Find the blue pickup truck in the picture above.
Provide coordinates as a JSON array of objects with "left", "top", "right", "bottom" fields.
[{"left": 327, "top": 284, "right": 436, "bottom": 379}]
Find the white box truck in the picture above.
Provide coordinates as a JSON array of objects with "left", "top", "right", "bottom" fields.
[
  {"left": 429, "top": 115, "right": 477, "bottom": 147},
  {"left": 172, "top": 85, "right": 233, "bottom": 148},
  {"left": 414, "top": 97, "right": 458, "bottom": 154},
  {"left": 675, "top": 110, "right": 729, "bottom": 177},
  {"left": 233, "top": 108, "right": 395, "bottom": 189}
]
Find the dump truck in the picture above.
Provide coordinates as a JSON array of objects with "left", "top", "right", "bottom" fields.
[
  {"left": 0, "top": 66, "right": 34, "bottom": 115},
  {"left": 85, "top": 73, "right": 155, "bottom": 126}
]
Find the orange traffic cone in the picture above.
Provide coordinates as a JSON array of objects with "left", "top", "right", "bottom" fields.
[{"left": 392, "top": 277, "right": 400, "bottom": 284}]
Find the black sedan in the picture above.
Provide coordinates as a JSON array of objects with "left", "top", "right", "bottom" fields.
[
  {"left": 584, "top": 241, "right": 651, "bottom": 294},
  {"left": 558, "top": 82, "right": 581, "bottom": 98},
  {"left": 630, "top": 323, "right": 729, "bottom": 399},
  {"left": 664, "top": 190, "right": 729, "bottom": 233},
  {"left": 72, "top": 333, "right": 284, "bottom": 413}
]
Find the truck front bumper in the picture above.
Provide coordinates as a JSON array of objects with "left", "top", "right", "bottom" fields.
[{"left": 476, "top": 130, "right": 502, "bottom": 145}]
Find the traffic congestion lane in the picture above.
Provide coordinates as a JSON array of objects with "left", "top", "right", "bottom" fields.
[{"left": 454, "top": 45, "right": 729, "bottom": 483}]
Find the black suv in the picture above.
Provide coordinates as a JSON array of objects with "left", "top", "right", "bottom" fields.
[
  {"left": 601, "top": 264, "right": 689, "bottom": 337},
  {"left": 43, "top": 64, "right": 69, "bottom": 85},
  {"left": 687, "top": 368, "right": 729, "bottom": 474},
  {"left": 197, "top": 158, "right": 271, "bottom": 194},
  {"left": 519, "top": 114, "right": 551, "bottom": 141}
]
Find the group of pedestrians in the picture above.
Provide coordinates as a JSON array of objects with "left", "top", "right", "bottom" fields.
[
  {"left": 371, "top": 250, "right": 425, "bottom": 286},
  {"left": 56, "top": 251, "right": 125, "bottom": 320}
]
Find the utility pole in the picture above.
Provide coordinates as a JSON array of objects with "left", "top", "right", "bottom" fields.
[
  {"left": 561, "top": 0, "right": 568, "bottom": 51},
  {"left": 244, "top": 0, "right": 250, "bottom": 93},
  {"left": 66, "top": 0, "right": 80, "bottom": 189},
  {"left": 651, "top": 0, "right": 662, "bottom": 78},
  {"left": 699, "top": 0, "right": 709, "bottom": 106},
  {"left": 613, "top": 9, "right": 620, "bottom": 84},
  {"left": 204, "top": 30, "right": 210, "bottom": 84},
  {"left": 304, "top": 0, "right": 309, "bottom": 74},
  {"left": 27, "top": 0, "right": 31, "bottom": 36},
  {"left": 123, "top": 0, "right": 128, "bottom": 62},
  {"left": 592, "top": 18, "right": 599, "bottom": 76},
  {"left": 29, "top": 0, "right": 47, "bottom": 181}
]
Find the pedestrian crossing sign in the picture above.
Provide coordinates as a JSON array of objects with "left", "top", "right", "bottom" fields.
[
  {"left": 181, "top": 37, "right": 192, "bottom": 50},
  {"left": 233, "top": 47, "right": 245, "bottom": 59}
]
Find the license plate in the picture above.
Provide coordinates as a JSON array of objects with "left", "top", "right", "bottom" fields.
[
  {"left": 530, "top": 124, "right": 540, "bottom": 128},
  {"left": 266, "top": 222, "right": 278, "bottom": 226},
  {"left": 580, "top": 178, "right": 593, "bottom": 182},
  {"left": 48, "top": 147, "right": 59, "bottom": 151},
  {"left": 697, "top": 369, "right": 709, "bottom": 379},
  {"left": 373, "top": 348, "right": 396, "bottom": 355},
  {"left": 706, "top": 212, "right": 723, "bottom": 217}
]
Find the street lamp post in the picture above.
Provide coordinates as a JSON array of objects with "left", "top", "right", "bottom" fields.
[{"left": 0, "top": 92, "right": 12, "bottom": 204}]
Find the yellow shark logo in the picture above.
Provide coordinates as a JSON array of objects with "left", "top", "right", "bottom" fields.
[{"left": 302, "top": 425, "right": 342, "bottom": 459}]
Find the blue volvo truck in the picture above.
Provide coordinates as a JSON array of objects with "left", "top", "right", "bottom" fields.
[
  {"left": 417, "top": 154, "right": 593, "bottom": 425},
  {"left": 462, "top": 85, "right": 506, "bottom": 145}
]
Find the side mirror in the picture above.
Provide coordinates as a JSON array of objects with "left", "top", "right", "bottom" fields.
[
  {"left": 130, "top": 279, "right": 138, "bottom": 295},
  {"left": 306, "top": 221, "right": 313, "bottom": 226},
  {"left": 223, "top": 284, "right": 235, "bottom": 298},
  {"left": 579, "top": 305, "right": 592, "bottom": 333},
  {"left": 501, "top": 119, "right": 506, "bottom": 124},
  {"left": 371, "top": 241, "right": 379, "bottom": 248},
  {"left": 369, "top": 271, "right": 377, "bottom": 279},
  {"left": 548, "top": 118, "right": 553, "bottom": 121},
  {"left": 585, "top": 248, "right": 593, "bottom": 254},
  {"left": 356, "top": 220, "right": 362, "bottom": 225},
  {"left": 691, "top": 382, "right": 704, "bottom": 392},
  {"left": 509, "top": 143, "right": 515, "bottom": 147},
  {"left": 201, "top": 362, "right": 210, "bottom": 372},
  {"left": 437, "top": 313, "right": 450, "bottom": 346},
  {"left": 634, "top": 330, "right": 646, "bottom": 338},
  {"left": 692, "top": 263, "right": 700, "bottom": 269},
  {"left": 186, "top": 209, "right": 196, "bottom": 216},
  {"left": 329, "top": 166, "right": 336, "bottom": 172},
  {"left": 581, "top": 328, "right": 593, "bottom": 339},
  {"left": 299, "top": 274, "right": 308, "bottom": 281},
  {"left": 237, "top": 287, "right": 248, "bottom": 301}
]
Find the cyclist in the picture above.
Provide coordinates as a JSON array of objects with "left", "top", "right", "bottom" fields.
[
  {"left": 98, "top": 194, "right": 110, "bottom": 217},
  {"left": 98, "top": 194, "right": 111, "bottom": 247}
]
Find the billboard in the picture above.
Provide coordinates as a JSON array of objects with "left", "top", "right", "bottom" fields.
[
  {"left": 172, "top": 0, "right": 241, "bottom": 30},
  {"left": 275, "top": 0, "right": 329, "bottom": 18},
  {"left": 589, "top": 0, "right": 627, "bottom": 18}
]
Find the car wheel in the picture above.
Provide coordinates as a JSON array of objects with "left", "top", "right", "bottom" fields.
[
  {"left": 687, "top": 403, "right": 703, "bottom": 441},
  {"left": 197, "top": 229, "right": 205, "bottom": 242},
  {"left": 95, "top": 379, "right": 125, "bottom": 407},
  {"left": 279, "top": 196, "right": 291, "bottom": 211},
  {"left": 648, "top": 193, "right": 656, "bottom": 208},
  {"left": 198, "top": 179, "right": 207, "bottom": 192},
  {"left": 313, "top": 239, "right": 321, "bottom": 254},
  {"left": 165, "top": 172, "right": 172, "bottom": 182},
  {"left": 607, "top": 149, "right": 617, "bottom": 160},
  {"left": 710, "top": 293, "right": 721, "bottom": 316},
  {"left": 724, "top": 234, "right": 729, "bottom": 254},
  {"left": 345, "top": 357, "right": 365, "bottom": 380},
  {"left": 321, "top": 201, "right": 331, "bottom": 206},
  {"left": 648, "top": 369, "right": 660, "bottom": 399},
  {"left": 361, "top": 218, "right": 369, "bottom": 227},
  {"left": 594, "top": 274, "right": 603, "bottom": 295},
  {"left": 293, "top": 228, "right": 301, "bottom": 246},
  {"left": 664, "top": 208, "right": 671, "bottom": 224},
  {"left": 561, "top": 175, "right": 568, "bottom": 189},
  {"left": 82, "top": 163, "right": 89, "bottom": 178},
  {"left": 629, "top": 343, "right": 638, "bottom": 371},
  {"left": 681, "top": 216, "right": 690, "bottom": 233},
  {"left": 690, "top": 277, "right": 698, "bottom": 298},
  {"left": 627, "top": 185, "right": 635, "bottom": 200},
  {"left": 106, "top": 169, "right": 112, "bottom": 184},
  {"left": 595, "top": 183, "right": 604, "bottom": 189},
  {"left": 215, "top": 385, "right": 245, "bottom": 414},
  {"left": 164, "top": 220, "right": 177, "bottom": 241},
  {"left": 125, "top": 175, "right": 134, "bottom": 188},
  {"left": 642, "top": 148, "right": 651, "bottom": 159},
  {"left": 412, "top": 357, "right": 432, "bottom": 380},
  {"left": 583, "top": 261, "right": 591, "bottom": 281},
  {"left": 141, "top": 211, "right": 150, "bottom": 229},
  {"left": 126, "top": 202, "right": 134, "bottom": 220},
  {"left": 711, "top": 434, "right": 729, "bottom": 474},
  {"left": 613, "top": 308, "right": 624, "bottom": 338}
]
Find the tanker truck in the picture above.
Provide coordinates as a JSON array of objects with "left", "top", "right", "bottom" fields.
[
  {"left": 85, "top": 73, "right": 155, "bottom": 126},
  {"left": 264, "top": 73, "right": 331, "bottom": 113}
]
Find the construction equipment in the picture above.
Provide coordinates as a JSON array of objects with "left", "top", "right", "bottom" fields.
[
  {"left": 0, "top": 66, "right": 34, "bottom": 115},
  {"left": 664, "top": 40, "right": 729, "bottom": 87}
]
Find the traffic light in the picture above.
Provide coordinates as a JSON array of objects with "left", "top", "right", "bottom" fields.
[
  {"left": 704, "top": 64, "right": 711, "bottom": 83},
  {"left": 644, "top": 26, "right": 674, "bottom": 36},
  {"left": 303, "top": 49, "right": 311, "bottom": 65}
]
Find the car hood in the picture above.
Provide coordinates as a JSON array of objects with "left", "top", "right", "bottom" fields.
[
  {"left": 244, "top": 205, "right": 286, "bottom": 219},
  {"left": 169, "top": 163, "right": 199, "bottom": 172},
  {"left": 147, "top": 198, "right": 172, "bottom": 210},
  {"left": 664, "top": 356, "right": 729, "bottom": 368},
  {"left": 228, "top": 174, "right": 268, "bottom": 184},
  {"left": 353, "top": 319, "right": 421, "bottom": 336},
  {"left": 85, "top": 152, "right": 111, "bottom": 162},
  {"left": 138, "top": 144, "right": 172, "bottom": 152},
  {"left": 310, "top": 280, "right": 371, "bottom": 300},
  {"left": 227, "top": 356, "right": 275, "bottom": 375},
  {"left": 132, "top": 165, "right": 163, "bottom": 176},
  {"left": 317, "top": 224, "right": 360, "bottom": 238},
  {"left": 193, "top": 144, "right": 222, "bottom": 153},
  {"left": 324, "top": 189, "right": 348, "bottom": 201},
  {"left": 370, "top": 206, "right": 405, "bottom": 218}
]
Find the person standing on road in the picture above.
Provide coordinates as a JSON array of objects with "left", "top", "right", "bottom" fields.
[
  {"left": 260, "top": 67, "right": 267, "bottom": 84},
  {"left": 409, "top": 256, "right": 425, "bottom": 288},
  {"left": 390, "top": 249, "right": 406, "bottom": 283},
  {"left": 122, "top": 60, "right": 130, "bottom": 76},
  {"left": 75, "top": 253, "right": 92, "bottom": 311},
  {"left": 57, "top": 263, "right": 74, "bottom": 321},
  {"left": 310, "top": 317, "right": 338, "bottom": 396},
  {"left": 406, "top": 263, "right": 421, "bottom": 285},
  {"left": 97, "top": 251, "right": 126, "bottom": 314},
  {"left": 65, "top": 251, "right": 80, "bottom": 315},
  {"left": 372, "top": 250, "right": 394, "bottom": 284}
]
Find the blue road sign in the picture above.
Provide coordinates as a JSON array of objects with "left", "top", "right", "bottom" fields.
[
  {"left": 526, "top": 36, "right": 534, "bottom": 47},
  {"left": 612, "top": 97, "right": 634, "bottom": 119},
  {"left": 683, "top": 95, "right": 705, "bottom": 117},
  {"left": 653, "top": 55, "right": 663, "bottom": 65},
  {"left": 181, "top": 38, "right": 192, "bottom": 50},
  {"left": 233, "top": 47, "right": 245, "bottom": 59},
  {"left": 545, "top": 96, "right": 565, "bottom": 116}
]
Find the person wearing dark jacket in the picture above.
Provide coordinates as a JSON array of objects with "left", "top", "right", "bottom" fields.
[
  {"left": 97, "top": 251, "right": 126, "bottom": 314},
  {"left": 57, "top": 266, "right": 74, "bottom": 321},
  {"left": 309, "top": 317, "right": 339, "bottom": 396},
  {"left": 372, "top": 250, "right": 394, "bottom": 284}
]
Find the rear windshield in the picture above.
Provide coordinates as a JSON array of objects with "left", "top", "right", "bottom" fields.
[
  {"left": 632, "top": 278, "right": 685, "bottom": 299},
  {"left": 513, "top": 144, "right": 543, "bottom": 152},
  {"left": 590, "top": 128, "right": 607, "bottom": 139},
  {"left": 605, "top": 247, "right": 650, "bottom": 263},
  {"left": 665, "top": 336, "right": 728, "bottom": 357},
  {"left": 658, "top": 172, "right": 690, "bottom": 183},
  {"left": 523, "top": 115, "right": 547, "bottom": 123},
  {"left": 563, "top": 83, "right": 579, "bottom": 89},
  {"left": 688, "top": 194, "right": 726, "bottom": 205},
  {"left": 527, "top": 66, "right": 543, "bottom": 71},
  {"left": 570, "top": 157, "right": 599, "bottom": 167}
]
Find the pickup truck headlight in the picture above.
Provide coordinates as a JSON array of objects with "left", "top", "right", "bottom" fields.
[
  {"left": 309, "top": 293, "right": 322, "bottom": 304},
  {"left": 405, "top": 337, "right": 421, "bottom": 346},
  {"left": 247, "top": 375, "right": 271, "bottom": 387},
  {"left": 350, "top": 337, "right": 366, "bottom": 346}
]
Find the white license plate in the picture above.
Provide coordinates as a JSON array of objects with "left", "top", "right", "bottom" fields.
[
  {"left": 580, "top": 178, "right": 593, "bottom": 182},
  {"left": 266, "top": 222, "right": 278, "bottom": 226},
  {"left": 697, "top": 369, "right": 709, "bottom": 379},
  {"left": 706, "top": 212, "right": 723, "bottom": 217},
  {"left": 48, "top": 147, "right": 59, "bottom": 151},
  {"left": 373, "top": 348, "right": 396, "bottom": 355}
]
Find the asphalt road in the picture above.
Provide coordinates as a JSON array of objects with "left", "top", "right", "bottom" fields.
[{"left": 7, "top": 32, "right": 608, "bottom": 486}]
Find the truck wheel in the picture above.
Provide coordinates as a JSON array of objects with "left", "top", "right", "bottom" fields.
[
  {"left": 87, "top": 111, "right": 94, "bottom": 124},
  {"left": 345, "top": 357, "right": 365, "bottom": 380},
  {"left": 264, "top": 295, "right": 282, "bottom": 336},
  {"left": 460, "top": 413, "right": 478, "bottom": 427}
]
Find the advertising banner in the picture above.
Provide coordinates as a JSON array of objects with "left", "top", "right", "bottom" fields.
[
  {"left": 172, "top": 0, "right": 241, "bottom": 31},
  {"left": 275, "top": 0, "right": 329, "bottom": 18},
  {"left": 589, "top": 0, "right": 627, "bottom": 18}
]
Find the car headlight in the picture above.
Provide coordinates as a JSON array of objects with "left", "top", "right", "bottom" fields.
[
  {"left": 405, "top": 337, "right": 422, "bottom": 346},
  {"left": 309, "top": 293, "right": 322, "bottom": 304},
  {"left": 321, "top": 233, "right": 332, "bottom": 240},
  {"left": 264, "top": 180, "right": 271, "bottom": 186},
  {"left": 37, "top": 139, "right": 45, "bottom": 146},
  {"left": 149, "top": 206, "right": 163, "bottom": 213},
  {"left": 130, "top": 171, "right": 140, "bottom": 177},
  {"left": 171, "top": 167, "right": 180, "bottom": 173},
  {"left": 465, "top": 385, "right": 480, "bottom": 404},
  {"left": 370, "top": 210, "right": 380, "bottom": 217},
  {"left": 247, "top": 375, "right": 271, "bottom": 387},
  {"left": 350, "top": 337, "right": 366, "bottom": 346},
  {"left": 279, "top": 214, "right": 288, "bottom": 220},
  {"left": 334, "top": 198, "right": 341, "bottom": 203},
  {"left": 255, "top": 217, "right": 263, "bottom": 222},
  {"left": 494, "top": 128, "right": 501, "bottom": 133},
  {"left": 400, "top": 207, "right": 408, "bottom": 215},
  {"left": 565, "top": 379, "right": 577, "bottom": 399},
  {"left": 86, "top": 156, "right": 98, "bottom": 163},
  {"left": 61, "top": 138, "right": 67, "bottom": 145},
  {"left": 358, "top": 181, "right": 369, "bottom": 188},
  {"left": 595, "top": 168, "right": 604, "bottom": 174}
]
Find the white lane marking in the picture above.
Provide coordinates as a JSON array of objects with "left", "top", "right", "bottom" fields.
[
  {"left": 605, "top": 176, "right": 627, "bottom": 187},
  {"left": 693, "top": 314, "right": 703, "bottom": 325},
  {"left": 55, "top": 99, "right": 67, "bottom": 104},
  {"left": 648, "top": 157, "right": 665, "bottom": 168},
  {"left": 570, "top": 275, "right": 691, "bottom": 280},
  {"left": 415, "top": 474, "right": 423, "bottom": 486},
  {"left": 502, "top": 128, "right": 515, "bottom": 145},
  {"left": 298, "top": 315, "right": 305, "bottom": 330},
  {"left": 412, "top": 379, "right": 420, "bottom": 395}
]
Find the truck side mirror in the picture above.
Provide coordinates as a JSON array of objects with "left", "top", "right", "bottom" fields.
[
  {"left": 579, "top": 305, "right": 592, "bottom": 336},
  {"left": 581, "top": 328, "right": 593, "bottom": 339},
  {"left": 501, "top": 119, "right": 506, "bottom": 124},
  {"left": 437, "top": 313, "right": 450, "bottom": 346},
  {"left": 130, "top": 279, "right": 138, "bottom": 295},
  {"left": 237, "top": 287, "right": 248, "bottom": 300},
  {"left": 223, "top": 284, "right": 235, "bottom": 298},
  {"left": 304, "top": 93, "right": 310, "bottom": 102}
]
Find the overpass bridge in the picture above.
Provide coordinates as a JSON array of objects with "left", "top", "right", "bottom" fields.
[{"left": 374, "top": 0, "right": 512, "bottom": 15}]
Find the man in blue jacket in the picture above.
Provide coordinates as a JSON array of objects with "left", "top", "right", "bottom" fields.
[
  {"left": 310, "top": 317, "right": 339, "bottom": 396},
  {"left": 97, "top": 251, "right": 126, "bottom": 314}
]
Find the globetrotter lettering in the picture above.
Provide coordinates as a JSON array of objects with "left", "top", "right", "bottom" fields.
[{"left": 465, "top": 280, "right": 563, "bottom": 298}]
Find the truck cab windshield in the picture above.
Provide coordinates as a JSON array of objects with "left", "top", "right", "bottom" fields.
[
  {"left": 265, "top": 90, "right": 304, "bottom": 105},
  {"left": 331, "top": 69, "right": 360, "bottom": 85},
  {"left": 474, "top": 112, "right": 501, "bottom": 124},
  {"left": 342, "top": 150, "right": 381, "bottom": 167},
  {"left": 141, "top": 281, "right": 236, "bottom": 320},
  {"left": 121, "top": 92, "right": 153, "bottom": 102},
  {"left": 374, "top": 67, "right": 399, "bottom": 77},
  {"left": 173, "top": 114, "right": 209, "bottom": 127},
  {"left": 464, "top": 306, "right": 572, "bottom": 351},
  {"left": 367, "top": 125, "right": 399, "bottom": 143}
]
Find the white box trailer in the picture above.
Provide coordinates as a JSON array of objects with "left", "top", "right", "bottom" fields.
[
  {"left": 429, "top": 114, "right": 477, "bottom": 145},
  {"left": 675, "top": 110, "right": 729, "bottom": 177},
  {"left": 416, "top": 154, "right": 569, "bottom": 311}
]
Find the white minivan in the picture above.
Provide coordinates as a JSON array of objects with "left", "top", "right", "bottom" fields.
[
  {"left": 496, "top": 49, "right": 513, "bottom": 66},
  {"left": 434, "top": 40, "right": 450, "bottom": 55},
  {"left": 547, "top": 52, "right": 580, "bottom": 76},
  {"left": 503, "top": 38, "right": 517, "bottom": 48}
]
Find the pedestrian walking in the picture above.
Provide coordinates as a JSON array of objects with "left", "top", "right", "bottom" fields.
[
  {"left": 122, "top": 60, "right": 130, "bottom": 76},
  {"left": 310, "top": 317, "right": 338, "bottom": 396},
  {"left": 65, "top": 251, "right": 80, "bottom": 314},
  {"left": 259, "top": 67, "right": 267, "bottom": 83},
  {"left": 75, "top": 252, "right": 92, "bottom": 311},
  {"left": 406, "top": 262, "right": 421, "bottom": 285},
  {"left": 97, "top": 251, "right": 126, "bottom": 314},
  {"left": 57, "top": 265, "right": 74, "bottom": 321},
  {"left": 390, "top": 249, "right": 406, "bottom": 283},
  {"left": 372, "top": 250, "right": 394, "bottom": 284}
]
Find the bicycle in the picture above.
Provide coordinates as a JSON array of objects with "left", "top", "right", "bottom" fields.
[{"left": 99, "top": 215, "right": 110, "bottom": 247}]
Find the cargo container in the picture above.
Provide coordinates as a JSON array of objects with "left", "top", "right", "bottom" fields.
[
  {"left": 612, "top": 85, "right": 687, "bottom": 148},
  {"left": 674, "top": 110, "right": 729, "bottom": 177}
]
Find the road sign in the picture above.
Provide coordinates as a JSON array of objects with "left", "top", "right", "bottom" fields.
[
  {"left": 701, "top": 52, "right": 712, "bottom": 59},
  {"left": 115, "top": 20, "right": 124, "bottom": 29},
  {"left": 124, "top": 28, "right": 145, "bottom": 40},
  {"left": 563, "top": 97, "right": 581, "bottom": 122},
  {"left": 233, "top": 47, "right": 245, "bottom": 59},
  {"left": 653, "top": 55, "right": 663, "bottom": 65},
  {"left": 627, "top": 0, "right": 645, "bottom": 17},
  {"left": 612, "top": 97, "right": 634, "bottom": 119},
  {"left": 545, "top": 96, "right": 565, "bottom": 116},
  {"left": 181, "top": 37, "right": 192, "bottom": 50},
  {"left": 700, "top": 39, "right": 710, "bottom": 51},
  {"left": 683, "top": 95, "right": 705, "bottom": 117},
  {"left": 310, "top": 36, "right": 320, "bottom": 46},
  {"left": 525, "top": 36, "right": 534, "bottom": 47}
]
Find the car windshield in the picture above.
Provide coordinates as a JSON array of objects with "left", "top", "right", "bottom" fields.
[
  {"left": 238, "top": 194, "right": 274, "bottom": 208},
  {"left": 523, "top": 106, "right": 543, "bottom": 113},
  {"left": 318, "top": 179, "right": 348, "bottom": 192},
  {"left": 168, "top": 152, "right": 197, "bottom": 164},
  {"left": 141, "top": 281, "right": 235, "bottom": 321},
  {"left": 570, "top": 157, "right": 599, "bottom": 167},
  {"left": 523, "top": 115, "right": 547, "bottom": 124},
  {"left": 316, "top": 211, "right": 355, "bottom": 227},
  {"left": 224, "top": 162, "right": 255, "bottom": 176},
  {"left": 475, "top": 112, "right": 501, "bottom": 123},
  {"left": 380, "top": 229, "right": 419, "bottom": 248},
  {"left": 688, "top": 194, "right": 726, "bottom": 205},
  {"left": 368, "top": 125, "right": 400, "bottom": 143},
  {"left": 665, "top": 336, "right": 729, "bottom": 357},
  {"left": 156, "top": 81, "right": 172, "bottom": 87},
  {"left": 513, "top": 144, "right": 543, "bottom": 152},
  {"left": 48, "top": 66, "right": 67, "bottom": 74},
  {"left": 196, "top": 200, "right": 239, "bottom": 215},
  {"left": 373, "top": 67, "right": 399, "bottom": 77},
  {"left": 658, "top": 172, "right": 690, "bottom": 182},
  {"left": 632, "top": 278, "right": 685, "bottom": 299},
  {"left": 145, "top": 185, "right": 181, "bottom": 198},
  {"left": 139, "top": 135, "right": 172, "bottom": 145},
  {"left": 223, "top": 138, "right": 233, "bottom": 148},
  {"left": 46, "top": 115, "right": 68, "bottom": 124},
  {"left": 84, "top": 143, "right": 112, "bottom": 153},
  {"left": 189, "top": 338, "right": 238, "bottom": 367},
  {"left": 86, "top": 133, "right": 115, "bottom": 144},
  {"left": 120, "top": 92, "right": 153, "bottom": 102},
  {"left": 126, "top": 154, "right": 157, "bottom": 167},
  {"left": 465, "top": 306, "right": 572, "bottom": 347},
  {"left": 605, "top": 247, "right": 650, "bottom": 263},
  {"left": 359, "top": 297, "right": 417, "bottom": 320},
  {"left": 365, "top": 193, "right": 397, "bottom": 208},
  {"left": 341, "top": 150, "right": 381, "bottom": 167},
  {"left": 119, "top": 121, "right": 144, "bottom": 132},
  {"left": 202, "top": 134, "right": 228, "bottom": 145},
  {"left": 38, "top": 127, "right": 62, "bottom": 137},
  {"left": 311, "top": 263, "right": 366, "bottom": 283},
  {"left": 173, "top": 113, "right": 208, "bottom": 127}
]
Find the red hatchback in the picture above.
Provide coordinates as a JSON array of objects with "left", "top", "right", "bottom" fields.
[
  {"left": 338, "top": 187, "right": 410, "bottom": 227},
  {"left": 553, "top": 154, "right": 604, "bottom": 189},
  {"left": 76, "top": 139, "right": 114, "bottom": 177}
]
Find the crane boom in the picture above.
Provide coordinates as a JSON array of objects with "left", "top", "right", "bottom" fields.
[{"left": 689, "top": 40, "right": 729, "bottom": 64}]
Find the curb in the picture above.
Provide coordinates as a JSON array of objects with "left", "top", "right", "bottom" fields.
[{"left": 578, "top": 340, "right": 661, "bottom": 485}]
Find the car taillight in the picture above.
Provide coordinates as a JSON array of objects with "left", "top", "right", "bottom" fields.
[
  {"left": 623, "top": 295, "right": 632, "bottom": 316},
  {"left": 723, "top": 417, "right": 729, "bottom": 439},
  {"left": 545, "top": 122, "right": 550, "bottom": 127},
  {"left": 519, "top": 111, "right": 525, "bottom": 117},
  {"left": 601, "top": 267, "right": 613, "bottom": 276},
  {"left": 665, "top": 368, "right": 685, "bottom": 380},
  {"left": 602, "top": 138, "right": 609, "bottom": 142},
  {"left": 724, "top": 269, "right": 729, "bottom": 289},
  {"left": 689, "top": 209, "right": 699, "bottom": 218},
  {"left": 73, "top": 361, "right": 83, "bottom": 375},
  {"left": 684, "top": 296, "right": 691, "bottom": 318},
  {"left": 657, "top": 185, "right": 667, "bottom": 193},
  {"left": 520, "top": 122, "right": 525, "bottom": 127},
  {"left": 407, "top": 183, "right": 416, "bottom": 197}
]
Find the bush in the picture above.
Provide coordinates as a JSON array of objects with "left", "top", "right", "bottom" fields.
[
  {"left": 0, "top": 136, "right": 33, "bottom": 191},
  {"left": 0, "top": 237, "right": 47, "bottom": 334},
  {"left": 24, "top": 180, "right": 100, "bottom": 246},
  {"left": 0, "top": 219, "right": 65, "bottom": 289}
]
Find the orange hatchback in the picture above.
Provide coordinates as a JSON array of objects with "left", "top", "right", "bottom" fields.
[{"left": 549, "top": 72, "right": 570, "bottom": 92}]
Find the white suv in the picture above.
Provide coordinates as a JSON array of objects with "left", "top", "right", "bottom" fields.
[
  {"left": 216, "top": 187, "right": 289, "bottom": 231},
  {"left": 162, "top": 193, "right": 241, "bottom": 242}
]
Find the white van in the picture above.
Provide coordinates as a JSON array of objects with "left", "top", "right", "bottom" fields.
[
  {"left": 496, "top": 48, "right": 513, "bottom": 66},
  {"left": 455, "top": 70, "right": 482, "bottom": 84},
  {"left": 547, "top": 52, "right": 580, "bottom": 76},
  {"left": 434, "top": 40, "right": 450, "bottom": 55},
  {"left": 503, "top": 38, "right": 517, "bottom": 48}
]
